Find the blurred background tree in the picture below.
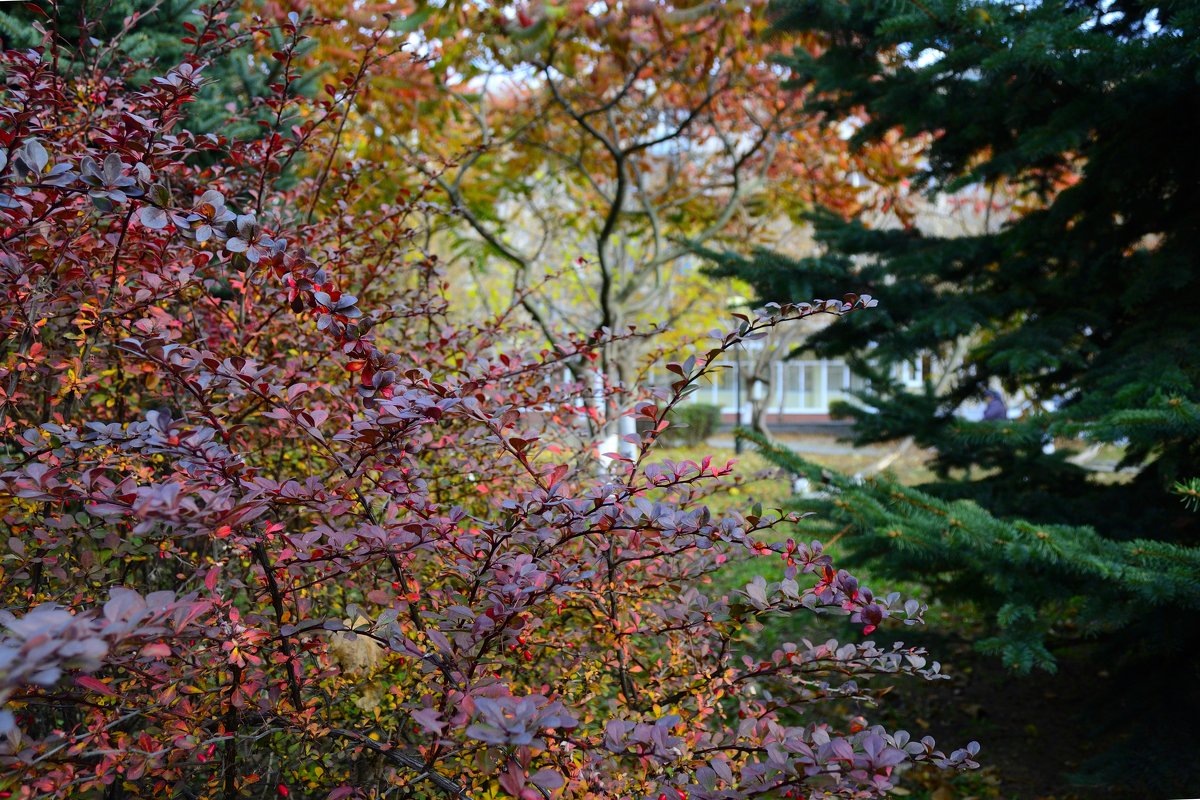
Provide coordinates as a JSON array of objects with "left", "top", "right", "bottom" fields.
[{"left": 303, "top": 1, "right": 921, "bottom": 388}]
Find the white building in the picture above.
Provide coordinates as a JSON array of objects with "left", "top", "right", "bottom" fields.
[{"left": 666, "top": 342, "right": 925, "bottom": 428}]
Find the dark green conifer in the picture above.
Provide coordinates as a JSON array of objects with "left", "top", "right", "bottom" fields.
[
  {"left": 704, "top": 0, "right": 1200, "bottom": 563},
  {"left": 709, "top": 5, "right": 1200, "bottom": 785}
]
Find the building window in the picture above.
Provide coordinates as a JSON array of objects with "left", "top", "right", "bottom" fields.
[
  {"left": 654, "top": 356, "right": 894, "bottom": 416},
  {"left": 894, "top": 359, "right": 923, "bottom": 387},
  {"left": 826, "top": 363, "right": 850, "bottom": 406},
  {"left": 777, "top": 361, "right": 835, "bottom": 412},
  {"left": 713, "top": 367, "right": 737, "bottom": 410}
]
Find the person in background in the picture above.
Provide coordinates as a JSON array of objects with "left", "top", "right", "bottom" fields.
[{"left": 983, "top": 389, "right": 1008, "bottom": 421}]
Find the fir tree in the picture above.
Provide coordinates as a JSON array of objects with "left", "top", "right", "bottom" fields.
[
  {"left": 707, "top": 5, "right": 1200, "bottom": 785},
  {"left": 744, "top": 430, "right": 1200, "bottom": 673},
  {"left": 744, "top": 429, "right": 1200, "bottom": 793},
  {"left": 706, "top": 0, "right": 1200, "bottom": 541}
]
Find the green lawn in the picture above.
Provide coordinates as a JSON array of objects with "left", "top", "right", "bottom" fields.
[
  {"left": 655, "top": 437, "right": 1006, "bottom": 799},
  {"left": 654, "top": 435, "right": 1156, "bottom": 799}
]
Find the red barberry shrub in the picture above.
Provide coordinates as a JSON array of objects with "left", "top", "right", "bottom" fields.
[{"left": 0, "top": 8, "right": 978, "bottom": 799}]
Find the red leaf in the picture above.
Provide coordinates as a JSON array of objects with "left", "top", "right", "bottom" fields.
[
  {"left": 140, "top": 643, "right": 172, "bottom": 659},
  {"left": 546, "top": 464, "right": 569, "bottom": 488},
  {"left": 76, "top": 675, "right": 116, "bottom": 696}
]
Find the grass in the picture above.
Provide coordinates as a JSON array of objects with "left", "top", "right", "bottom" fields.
[
  {"left": 655, "top": 434, "right": 1175, "bottom": 799},
  {"left": 655, "top": 435, "right": 1012, "bottom": 799},
  {"left": 657, "top": 434, "right": 951, "bottom": 665}
]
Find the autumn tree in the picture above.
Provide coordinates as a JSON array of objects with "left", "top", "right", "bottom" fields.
[{"left": 299, "top": 1, "right": 917, "bottom": 442}]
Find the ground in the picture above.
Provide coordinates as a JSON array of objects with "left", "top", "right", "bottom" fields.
[{"left": 658, "top": 434, "right": 1197, "bottom": 800}]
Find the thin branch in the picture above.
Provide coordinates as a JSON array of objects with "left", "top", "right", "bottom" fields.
[{"left": 329, "top": 727, "right": 473, "bottom": 800}]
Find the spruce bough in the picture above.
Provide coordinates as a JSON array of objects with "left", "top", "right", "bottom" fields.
[{"left": 707, "top": 0, "right": 1200, "bottom": 542}]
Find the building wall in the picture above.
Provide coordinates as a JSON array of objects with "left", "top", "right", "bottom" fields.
[{"left": 672, "top": 355, "right": 924, "bottom": 418}]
